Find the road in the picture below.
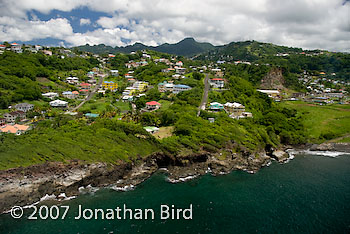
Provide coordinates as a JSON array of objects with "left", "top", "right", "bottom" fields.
[
  {"left": 70, "top": 73, "right": 105, "bottom": 112},
  {"left": 197, "top": 73, "right": 210, "bottom": 116}
]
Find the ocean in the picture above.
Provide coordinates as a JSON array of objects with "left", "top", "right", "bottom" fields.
[{"left": 1, "top": 152, "right": 349, "bottom": 234}]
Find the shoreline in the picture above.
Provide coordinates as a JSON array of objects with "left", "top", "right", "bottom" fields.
[{"left": 1, "top": 142, "right": 349, "bottom": 214}]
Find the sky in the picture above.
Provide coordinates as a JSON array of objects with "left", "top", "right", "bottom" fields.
[{"left": 0, "top": 0, "right": 349, "bottom": 52}]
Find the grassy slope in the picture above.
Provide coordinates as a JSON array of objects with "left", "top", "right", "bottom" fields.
[
  {"left": 0, "top": 120, "right": 160, "bottom": 170},
  {"left": 281, "top": 101, "right": 350, "bottom": 143}
]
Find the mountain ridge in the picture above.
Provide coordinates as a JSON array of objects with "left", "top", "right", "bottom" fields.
[{"left": 74, "top": 37, "right": 216, "bottom": 57}]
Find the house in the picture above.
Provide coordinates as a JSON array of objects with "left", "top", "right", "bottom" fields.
[
  {"left": 158, "top": 81, "right": 174, "bottom": 92},
  {"left": 80, "top": 83, "right": 92, "bottom": 90},
  {"left": 122, "top": 87, "right": 137, "bottom": 96},
  {"left": 4, "top": 111, "right": 26, "bottom": 123},
  {"left": 0, "top": 45, "right": 5, "bottom": 54},
  {"left": 14, "top": 103, "right": 34, "bottom": 112},
  {"left": 172, "top": 74, "right": 181, "bottom": 79},
  {"left": 209, "top": 102, "right": 224, "bottom": 111},
  {"left": 122, "top": 95, "right": 134, "bottom": 102},
  {"left": 127, "top": 78, "right": 136, "bottom": 83},
  {"left": 210, "top": 78, "right": 225, "bottom": 88},
  {"left": 102, "top": 81, "right": 118, "bottom": 91},
  {"left": 62, "top": 91, "right": 79, "bottom": 99},
  {"left": 257, "top": 90, "right": 280, "bottom": 98},
  {"left": 224, "top": 102, "right": 245, "bottom": 116},
  {"left": 145, "top": 101, "right": 161, "bottom": 111},
  {"left": 42, "top": 92, "right": 59, "bottom": 99},
  {"left": 11, "top": 43, "right": 22, "bottom": 53},
  {"left": 34, "top": 45, "right": 42, "bottom": 51},
  {"left": 0, "top": 118, "right": 5, "bottom": 126},
  {"left": 0, "top": 124, "right": 30, "bottom": 135},
  {"left": 176, "top": 61, "right": 183, "bottom": 67},
  {"left": 85, "top": 113, "right": 99, "bottom": 118},
  {"left": 173, "top": 84, "right": 192, "bottom": 94},
  {"left": 50, "top": 100, "right": 68, "bottom": 108},
  {"left": 66, "top": 77, "right": 79, "bottom": 84},
  {"left": 175, "top": 67, "right": 186, "bottom": 74},
  {"left": 143, "top": 126, "right": 159, "bottom": 134},
  {"left": 110, "top": 70, "right": 119, "bottom": 76},
  {"left": 42, "top": 50, "right": 52, "bottom": 56},
  {"left": 133, "top": 81, "right": 148, "bottom": 92},
  {"left": 87, "top": 71, "right": 94, "bottom": 78},
  {"left": 87, "top": 79, "right": 97, "bottom": 84}
]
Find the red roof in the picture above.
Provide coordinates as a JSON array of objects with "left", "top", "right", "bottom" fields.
[
  {"left": 146, "top": 101, "right": 161, "bottom": 106},
  {"left": 0, "top": 45, "right": 5, "bottom": 47},
  {"left": 211, "top": 78, "right": 224, "bottom": 81},
  {"left": 80, "top": 83, "right": 91, "bottom": 86}
]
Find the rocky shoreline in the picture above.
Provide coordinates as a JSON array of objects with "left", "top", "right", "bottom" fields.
[{"left": 1, "top": 142, "right": 349, "bottom": 213}]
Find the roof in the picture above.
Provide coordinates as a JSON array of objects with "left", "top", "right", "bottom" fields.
[
  {"left": 143, "top": 126, "right": 159, "bottom": 132},
  {"left": 85, "top": 113, "right": 99, "bottom": 118},
  {"left": 257, "top": 90, "right": 280, "bottom": 94},
  {"left": 103, "top": 81, "right": 115, "bottom": 84},
  {"left": 211, "top": 78, "right": 224, "bottom": 81},
  {"left": 80, "top": 83, "right": 91, "bottom": 86},
  {"left": 146, "top": 101, "right": 161, "bottom": 106},
  {"left": 15, "top": 103, "right": 34, "bottom": 108},
  {"left": 174, "top": 84, "right": 190, "bottom": 88},
  {"left": 0, "top": 124, "right": 29, "bottom": 133},
  {"left": 210, "top": 102, "right": 223, "bottom": 105},
  {"left": 62, "top": 91, "right": 73, "bottom": 95},
  {"left": 72, "top": 91, "right": 79, "bottom": 94},
  {"left": 6, "top": 111, "right": 25, "bottom": 116},
  {"left": 50, "top": 100, "right": 68, "bottom": 105},
  {"left": 224, "top": 102, "right": 244, "bottom": 108}
]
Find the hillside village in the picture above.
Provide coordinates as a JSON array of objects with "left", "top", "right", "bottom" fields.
[{"left": 0, "top": 41, "right": 349, "bottom": 138}]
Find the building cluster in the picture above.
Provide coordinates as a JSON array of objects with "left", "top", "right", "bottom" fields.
[
  {"left": 158, "top": 81, "right": 192, "bottom": 94},
  {"left": 208, "top": 102, "right": 253, "bottom": 119},
  {"left": 0, "top": 103, "right": 34, "bottom": 135},
  {"left": 122, "top": 81, "right": 149, "bottom": 102}
]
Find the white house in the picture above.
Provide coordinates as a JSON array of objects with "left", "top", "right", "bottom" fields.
[
  {"left": 209, "top": 78, "right": 225, "bottom": 88},
  {"left": 42, "top": 92, "right": 59, "bottom": 99},
  {"left": 66, "top": 77, "right": 79, "bottom": 84},
  {"left": 14, "top": 103, "right": 34, "bottom": 112},
  {"left": 110, "top": 70, "right": 119, "bottom": 76},
  {"left": 50, "top": 100, "right": 68, "bottom": 108}
]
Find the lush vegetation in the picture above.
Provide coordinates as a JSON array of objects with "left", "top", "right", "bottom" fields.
[
  {"left": 0, "top": 51, "right": 98, "bottom": 108},
  {"left": 0, "top": 118, "right": 160, "bottom": 169}
]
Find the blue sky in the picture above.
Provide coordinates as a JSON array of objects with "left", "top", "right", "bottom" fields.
[{"left": 0, "top": 0, "right": 349, "bottom": 52}]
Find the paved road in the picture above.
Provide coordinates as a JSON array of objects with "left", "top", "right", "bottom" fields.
[
  {"left": 70, "top": 73, "right": 105, "bottom": 112},
  {"left": 197, "top": 73, "right": 210, "bottom": 116}
]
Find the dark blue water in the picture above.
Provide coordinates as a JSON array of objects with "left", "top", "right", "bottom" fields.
[{"left": 1, "top": 154, "right": 350, "bottom": 234}]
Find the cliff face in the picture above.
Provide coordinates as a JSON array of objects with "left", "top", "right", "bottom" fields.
[
  {"left": 0, "top": 148, "right": 287, "bottom": 213},
  {"left": 260, "top": 68, "right": 285, "bottom": 90}
]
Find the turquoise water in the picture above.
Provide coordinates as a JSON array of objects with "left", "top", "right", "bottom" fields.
[{"left": 1, "top": 154, "right": 350, "bottom": 234}]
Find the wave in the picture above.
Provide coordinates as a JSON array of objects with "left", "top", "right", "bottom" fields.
[
  {"left": 78, "top": 184, "right": 99, "bottom": 194},
  {"left": 167, "top": 175, "right": 198, "bottom": 183},
  {"left": 286, "top": 149, "right": 350, "bottom": 158},
  {"left": 110, "top": 184, "right": 135, "bottom": 191}
]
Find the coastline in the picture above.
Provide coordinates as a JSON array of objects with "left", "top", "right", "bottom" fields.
[{"left": 1, "top": 142, "right": 349, "bottom": 214}]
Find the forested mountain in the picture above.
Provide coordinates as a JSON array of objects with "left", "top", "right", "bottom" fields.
[{"left": 74, "top": 38, "right": 215, "bottom": 57}]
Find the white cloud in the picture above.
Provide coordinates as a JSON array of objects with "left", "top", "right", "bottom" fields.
[
  {"left": 0, "top": 17, "right": 73, "bottom": 42},
  {"left": 0, "top": 0, "right": 349, "bottom": 52},
  {"left": 79, "top": 18, "right": 91, "bottom": 26}
]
